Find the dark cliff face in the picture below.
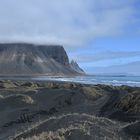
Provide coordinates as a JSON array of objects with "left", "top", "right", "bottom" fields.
[
  {"left": 0, "top": 43, "right": 69, "bottom": 66},
  {"left": 37, "top": 45, "right": 69, "bottom": 66},
  {"left": 0, "top": 43, "right": 84, "bottom": 75}
]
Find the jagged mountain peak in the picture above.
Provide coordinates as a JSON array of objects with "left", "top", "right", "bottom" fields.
[{"left": 70, "top": 60, "right": 85, "bottom": 74}]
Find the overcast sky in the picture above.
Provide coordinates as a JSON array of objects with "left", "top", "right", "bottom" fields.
[{"left": 0, "top": 0, "right": 140, "bottom": 74}]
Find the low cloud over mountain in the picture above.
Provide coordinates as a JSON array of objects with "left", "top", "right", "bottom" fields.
[{"left": 0, "top": 43, "right": 84, "bottom": 75}]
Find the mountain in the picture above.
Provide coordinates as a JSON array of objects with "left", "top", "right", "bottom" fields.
[
  {"left": 70, "top": 60, "right": 85, "bottom": 74},
  {"left": 0, "top": 43, "right": 85, "bottom": 76}
]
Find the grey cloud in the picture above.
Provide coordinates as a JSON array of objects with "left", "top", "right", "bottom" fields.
[
  {"left": 71, "top": 51, "right": 140, "bottom": 63},
  {"left": 0, "top": 0, "right": 138, "bottom": 47},
  {"left": 86, "top": 61, "right": 140, "bottom": 75}
]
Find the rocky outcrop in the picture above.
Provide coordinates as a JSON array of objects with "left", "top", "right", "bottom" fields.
[
  {"left": 0, "top": 43, "right": 85, "bottom": 75},
  {"left": 70, "top": 60, "right": 85, "bottom": 74}
]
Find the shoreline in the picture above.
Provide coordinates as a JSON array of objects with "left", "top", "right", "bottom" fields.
[
  {"left": 1, "top": 79, "right": 140, "bottom": 89},
  {"left": 0, "top": 75, "right": 140, "bottom": 88}
]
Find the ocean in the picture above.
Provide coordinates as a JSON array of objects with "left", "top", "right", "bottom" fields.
[{"left": 0, "top": 75, "right": 140, "bottom": 87}]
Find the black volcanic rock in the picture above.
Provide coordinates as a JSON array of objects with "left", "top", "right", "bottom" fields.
[{"left": 0, "top": 43, "right": 84, "bottom": 75}]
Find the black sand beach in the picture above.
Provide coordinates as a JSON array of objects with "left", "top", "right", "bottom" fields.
[{"left": 0, "top": 80, "right": 140, "bottom": 140}]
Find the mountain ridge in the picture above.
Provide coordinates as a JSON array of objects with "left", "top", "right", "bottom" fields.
[{"left": 0, "top": 43, "right": 85, "bottom": 76}]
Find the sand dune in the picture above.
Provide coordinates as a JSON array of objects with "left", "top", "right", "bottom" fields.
[
  {"left": 120, "top": 121, "right": 140, "bottom": 139},
  {"left": 14, "top": 114, "right": 120, "bottom": 140},
  {"left": 0, "top": 81, "right": 139, "bottom": 140}
]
